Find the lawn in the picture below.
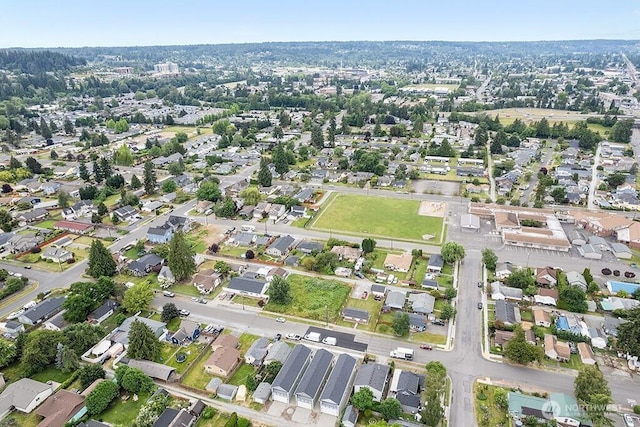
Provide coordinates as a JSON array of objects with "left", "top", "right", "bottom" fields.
[
  {"left": 265, "top": 275, "right": 351, "bottom": 322},
  {"left": 103, "top": 193, "right": 121, "bottom": 207},
  {"left": 409, "top": 330, "right": 447, "bottom": 346},
  {"left": 166, "top": 343, "right": 206, "bottom": 374},
  {"left": 196, "top": 411, "right": 231, "bottom": 426},
  {"left": 31, "top": 366, "right": 72, "bottom": 384},
  {"left": 36, "top": 219, "right": 58, "bottom": 229},
  {"left": 542, "top": 353, "right": 583, "bottom": 370},
  {"left": 227, "top": 363, "right": 255, "bottom": 386},
  {"left": 101, "top": 391, "right": 151, "bottom": 426},
  {"left": 404, "top": 83, "right": 460, "bottom": 91},
  {"left": 412, "top": 257, "right": 428, "bottom": 284},
  {"left": 4, "top": 412, "right": 40, "bottom": 427},
  {"left": 186, "top": 229, "right": 208, "bottom": 254},
  {"left": 238, "top": 333, "right": 260, "bottom": 353},
  {"left": 341, "top": 297, "right": 384, "bottom": 331},
  {"left": 150, "top": 313, "right": 181, "bottom": 331},
  {"left": 218, "top": 245, "right": 249, "bottom": 258},
  {"left": 474, "top": 382, "right": 510, "bottom": 427},
  {"left": 311, "top": 194, "right": 443, "bottom": 241},
  {"left": 181, "top": 347, "right": 213, "bottom": 389}
]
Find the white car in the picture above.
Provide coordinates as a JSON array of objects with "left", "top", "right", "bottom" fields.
[
  {"left": 624, "top": 414, "right": 635, "bottom": 427},
  {"left": 285, "top": 333, "right": 302, "bottom": 340},
  {"left": 275, "top": 317, "right": 286, "bottom": 323}
]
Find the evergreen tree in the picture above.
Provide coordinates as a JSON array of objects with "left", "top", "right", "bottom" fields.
[
  {"left": 143, "top": 160, "right": 157, "bottom": 194},
  {"left": 127, "top": 320, "right": 160, "bottom": 361},
  {"left": 130, "top": 174, "right": 142, "bottom": 190},
  {"left": 93, "top": 160, "right": 103, "bottom": 183},
  {"left": 78, "top": 161, "right": 90, "bottom": 181},
  {"left": 63, "top": 118, "right": 75, "bottom": 135},
  {"left": 123, "top": 282, "right": 154, "bottom": 313},
  {"left": 100, "top": 157, "right": 112, "bottom": 179},
  {"left": 257, "top": 163, "right": 272, "bottom": 187},
  {"left": 272, "top": 143, "right": 289, "bottom": 174},
  {"left": 311, "top": 125, "right": 324, "bottom": 148},
  {"left": 87, "top": 240, "right": 117, "bottom": 278},
  {"left": 167, "top": 231, "right": 196, "bottom": 282},
  {"left": 39, "top": 117, "right": 52, "bottom": 140}
]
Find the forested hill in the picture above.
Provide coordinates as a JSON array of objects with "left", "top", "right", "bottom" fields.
[{"left": 0, "top": 50, "right": 86, "bottom": 73}]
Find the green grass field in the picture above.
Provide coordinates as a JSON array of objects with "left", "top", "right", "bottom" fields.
[
  {"left": 100, "top": 391, "right": 151, "bottom": 426},
  {"left": 311, "top": 195, "right": 443, "bottom": 241},
  {"left": 265, "top": 275, "right": 351, "bottom": 322}
]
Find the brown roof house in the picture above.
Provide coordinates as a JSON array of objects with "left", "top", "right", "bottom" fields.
[
  {"left": 211, "top": 334, "right": 239, "bottom": 351},
  {"left": 494, "top": 330, "right": 536, "bottom": 348},
  {"left": 544, "top": 334, "right": 571, "bottom": 362},
  {"left": 577, "top": 342, "right": 596, "bottom": 365},
  {"left": 535, "top": 267, "right": 558, "bottom": 287},
  {"left": 204, "top": 346, "right": 241, "bottom": 378},
  {"left": 193, "top": 269, "right": 222, "bottom": 295},
  {"left": 383, "top": 252, "right": 413, "bottom": 273},
  {"left": 330, "top": 246, "right": 362, "bottom": 262},
  {"left": 533, "top": 308, "right": 552, "bottom": 328},
  {"left": 534, "top": 288, "right": 559, "bottom": 306},
  {"left": 35, "top": 389, "right": 85, "bottom": 427}
]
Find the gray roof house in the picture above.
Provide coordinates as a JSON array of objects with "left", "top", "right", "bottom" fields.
[
  {"left": 408, "top": 313, "right": 427, "bottom": 331},
  {"left": 18, "top": 297, "right": 65, "bottom": 325},
  {"left": 342, "top": 308, "right": 370, "bottom": 323},
  {"left": 342, "top": 405, "right": 359, "bottom": 427},
  {"left": 295, "top": 348, "right": 334, "bottom": 409},
  {"left": 427, "top": 254, "right": 444, "bottom": 272},
  {"left": 602, "top": 316, "right": 627, "bottom": 338},
  {"left": 127, "top": 359, "right": 175, "bottom": 382},
  {"left": 245, "top": 337, "right": 270, "bottom": 366},
  {"left": 490, "top": 282, "right": 523, "bottom": 301},
  {"left": 216, "top": 384, "right": 238, "bottom": 401},
  {"left": 495, "top": 300, "right": 521, "bottom": 326},
  {"left": 265, "top": 340, "right": 292, "bottom": 365},
  {"left": 566, "top": 271, "right": 588, "bottom": 291},
  {"left": 128, "top": 253, "right": 164, "bottom": 277},
  {"left": 265, "top": 235, "right": 295, "bottom": 257},
  {"left": 253, "top": 382, "right": 272, "bottom": 404},
  {"left": 390, "top": 370, "right": 425, "bottom": 413},
  {"left": 296, "top": 240, "right": 324, "bottom": 254},
  {"left": 319, "top": 353, "right": 358, "bottom": 416},
  {"left": 271, "top": 344, "right": 312, "bottom": 403},
  {"left": 88, "top": 300, "right": 118, "bottom": 325},
  {"left": 112, "top": 316, "right": 167, "bottom": 346},
  {"left": 384, "top": 290, "right": 406, "bottom": 310},
  {"left": 0, "top": 377, "right": 54, "bottom": 418},
  {"left": 407, "top": 293, "right": 435, "bottom": 314},
  {"left": 226, "top": 277, "right": 268, "bottom": 298},
  {"left": 353, "top": 363, "right": 390, "bottom": 402}
]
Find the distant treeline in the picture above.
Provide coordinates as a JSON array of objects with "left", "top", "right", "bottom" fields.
[{"left": 0, "top": 49, "right": 86, "bottom": 73}]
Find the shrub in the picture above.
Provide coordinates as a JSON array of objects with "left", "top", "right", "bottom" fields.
[
  {"left": 30, "top": 247, "right": 41, "bottom": 254},
  {"left": 86, "top": 380, "right": 119, "bottom": 415}
]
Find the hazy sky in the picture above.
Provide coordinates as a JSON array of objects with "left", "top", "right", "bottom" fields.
[{"left": 3, "top": 0, "right": 640, "bottom": 48}]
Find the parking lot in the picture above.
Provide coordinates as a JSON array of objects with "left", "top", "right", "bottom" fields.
[{"left": 304, "top": 326, "right": 368, "bottom": 352}]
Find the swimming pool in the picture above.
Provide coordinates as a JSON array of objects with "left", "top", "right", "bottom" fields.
[{"left": 607, "top": 280, "right": 640, "bottom": 295}]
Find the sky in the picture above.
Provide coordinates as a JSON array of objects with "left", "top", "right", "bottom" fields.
[{"left": 2, "top": 0, "right": 640, "bottom": 48}]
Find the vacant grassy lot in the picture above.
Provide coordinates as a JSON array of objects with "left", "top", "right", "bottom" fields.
[
  {"left": 474, "top": 382, "right": 510, "bottom": 427},
  {"left": 265, "top": 275, "right": 351, "bottom": 322},
  {"left": 101, "top": 391, "right": 151, "bottom": 426},
  {"left": 311, "top": 194, "right": 443, "bottom": 241},
  {"left": 31, "top": 366, "right": 72, "bottom": 384},
  {"left": 479, "top": 108, "right": 603, "bottom": 124}
]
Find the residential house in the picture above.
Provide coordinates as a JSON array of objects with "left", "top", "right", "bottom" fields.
[
  {"left": 0, "top": 378, "right": 54, "bottom": 418},
  {"left": 111, "top": 316, "right": 167, "bottom": 346},
  {"left": 157, "top": 266, "right": 175, "bottom": 285},
  {"left": 146, "top": 224, "right": 174, "bottom": 244},
  {"left": 296, "top": 240, "right": 324, "bottom": 254},
  {"left": 35, "top": 389, "right": 85, "bottom": 427},
  {"left": 128, "top": 253, "right": 164, "bottom": 277},
  {"left": 264, "top": 340, "right": 292, "bottom": 365},
  {"left": 330, "top": 246, "right": 362, "bottom": 262},
  {"left": 426, "top": 254, "right": 444, "bottom": 273},
  {"left": 602, "top": 316, "right": 626, "bottom": 338},
  {"left": 226, "top": 277, "right": 268, "bottom": 299},
  {"left": 204, "top": 346, "right": 241, "bottom": 378},
  {"left": 353, "top": 363, "right": 390, "bottom": 402},
  {"left": 1, "top": 320, "right": 24, "bottom": 338},
  {"left": 611, "top": 242, "right": 632, "bottom": 260},
  {"left": 342, "top": 308, "right": 370, "bottom": 324},
  {"left": 87, "top": 300, "right": 118, "bottom": 325},
  {"left": 532, "top": 308, "right": 552, "bottom": 327},
  {"left": 342, "top": 406, "right": 359, "bottom": 427},
  {"left": 19, "top": 297, "right": 65, "bottom": 325},
  {"left": 495, "top": 300, "right": 521, "bottom": 327},
  {"left": 588, "top": 327, "right": 607, "bottom": 349},
  {"left": 15, "top": 208, "right": 48, "bottom": 223},
  {"left": 577, "top": 342, "right": 597, "bottom": 365},
  {"left": 268, "top": 203, "right": 286, "bottom": 220},
  {"left": 384, "top": 290, "right": 406, "bottom": 310},
  {"left": 253, "top": 382, "right": 272, "bottom": 404},
  {"left": 319, "top": 353, "right": 357, "bottom": 416},
  {"left": 126, "top": 359, "right": 175, "bottom": 382},
  {"left": 211, "top": 334, "right": 239, "bottom": 351},
  {"left": 508, "top": 392, "right": 583, "bottom": 426},
  {"left": 271, "top": 344, "right": 312, "bottom": 403},
  {"left": 371, "top": 284, "right": 386, "bottom": 299},
  {"left": 384, "top": 252, "right": 413, "bottom": 272},
  {"left": 408, "top": 313, "right": 427, "bottom": 332},
  {"left": 244, "top": 337, "right": 270, "bottom": 366},
  {"left": 265, "top": 235, "right": 295, "bottom": 258},
  {"left": 495, "top": 262, "right": 514, "bottom": 279},
  {"left": 44, "top": 311, "right": 69, "bottom": 331},
  {"left": 389, "top": 370, "right": 425, "bottom": 413},
  {"left": 170, "top": 320, "right": 201, "bottom": 345},
  {"left": 544, "top": 334, "right": 571, "bottom": 362},
  {"left": 490, "top": 282, "right": 523, "bottom": 301},
  {"left": 231, "top": 232, "right": 256, "bottom": 246},
  {"left": 494, "top": 330, "right": 536, "bottom": 348},
  {"left": 534, "top": 288, "right": 559, "bottom": 306},
  {"left": 565, "top": 271, "right": 588, "bottom": 291},
  {"left": 421, "top": 279, "right": 439, "bottom": 290},
  {"left": 193, "top": 269, "right": 222, "bottom": 294},
  {"left": 407, "top": 293, "right": 435, "bottom": 314},
  {"left": 152, "top": 408, "right": 196, "bottom": 427},
  {"left": 535, "top": 267, "right": 558, "bottom": 287},
  {"left": 41, "top": 247, "right": 73, "bottom": 263},
  {"left": 295, "top": 348, "right": 334, "bottom": 409},
  {"left": 53, "top": 220, "right": 93, "bottom": 235}
]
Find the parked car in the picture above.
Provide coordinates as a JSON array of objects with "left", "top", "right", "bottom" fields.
[
  {"left": 163, "top": 291, "right": 175, "bottom": 298},
  {"left": 23, "top": 265, "right": 31, "bottom": 269},
  {"left": 179, "top": 309, "right": 190, "bottom": 316},
  {"left": 477, "top": 302, "right": 483, "bottom": 309},
  {"left": 286, "top": 333, "right": 302, "bottom": 340},
  {"left": 191, "top": 297, "right": 200, "bottom": 302},
  {"left": 477, "top": 281, "right": 483, "bottom": 288},
  {"left": 274, "top": 333, "right": 282, "bottom": 341},
  {"left": 432, "top": 320, "right": 446, "bottom": 326},
  {"left": 361, "top": 291, "right": 368, "bottom": 299},
  {"left": 218, "top": 292, "right": 227, "bottom": 300},
  {"left": 276, "top": 317, "right": 286, "bottom": 323},
  {"left": 623, "top": 414, "right": 635, "bottom": 427},
  {"left": 568, "top": 342, "right": 578, "bottom": 354},
  {"left": 354, "top": 271, "right": 364, "bottom": 279},
  {"left": 420, "top": 344, "right": 433, "bottom": 350}
]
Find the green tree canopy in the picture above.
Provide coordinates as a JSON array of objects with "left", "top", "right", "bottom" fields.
[
  {"left": 86, "top": 380, "right": 119, "bottom": 415},
  {"left": 167, "top": 231, "right": 196, "bottom": 282},
  {"left": 267, "top": 276, "right": 291, "bottom": 305},
  {"left": 393, "top": 312, "right": 410, "bottom": 337},
  {"left": 350, "top": 387, "right": 374, "bottom": 411},
  {"left": 504, "top": 326, "right": 543, "bottom": 364},
  {"left": 87, "top": 240, "right": 117, "bottom": 278},
  {"left": 440, "top": 242, "right": 465, "bottom": 263},
  {"left": 123, "top": 282, "right": 154, "bottom": 313},
  {"left": 196, "top": 180, "right": 222, "bottom": 202},
  {"left": 481, "top": 248, "right": 498, "bottom": 271},
  {"left": 127, "top": 320, "right": 160, "bottom": 361}
]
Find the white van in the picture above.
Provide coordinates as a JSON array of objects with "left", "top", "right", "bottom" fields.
[
  {"left": 322, "top": 337, "right": 337, "bottom": 346},
  {"left": 240, "top": 225, "right": 256, "bottom": 232}
]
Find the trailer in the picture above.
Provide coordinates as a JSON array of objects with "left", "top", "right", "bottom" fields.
[{"left": 390, "top": 347, "right": 414, "bottom": 360}]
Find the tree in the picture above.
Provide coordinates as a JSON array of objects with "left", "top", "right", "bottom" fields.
[
  {"left": 63, "top": 294, "right": 95, "bottom": 323},
  {"left": 393, "top": 312, "right": 410, "bottom": 337},
  {"left": 196, "top": 180, "right": 222, "bottom": 202},
  {"left": 79, "top": 364, "right": 106, "bottom": 389},
  {"left": 114, "top": 144, "right": 134, "bottom": 166},
  {"left": 361, "top": 238, "right": 377, "bottom": 254},
  {"left": 215, "top": 197, "right": 236, "bottom": 218},
  {"left": 504, "top": 326, "right": 542, "bottom": 364},
  {"left": 267, "top": 276, "right": 291, "bottom": 304},
  {"left": 167, "top": 231, "right": 196, "bottom": 282},
  {"left": 20, "top": 329, "right": 65, "bottom": 376},
  {"left": 55, "top": 343, "right": 79, "bottom": 373},
  {"left": 1, "top": 183, "right": 12, "bottom": 194},
  {"left": 582, "top": 268, "right": 594, "bottom": 284},
  {"left": 121, "top": 367, "right": 154, "bottom": 393},
  {"left": 97, "top": 202, "right": 108, "bottom": 216},
  {"left": 91, "top": 213, "right": 103, "bottom": 224},
  {"left": 257, "top": 163, "right": 272, "bottom": 187},
  {"left": 378, "top": 398, "right": 402, "bottom": 420},
  {"left": 0, "top": 340, "right": 17, "bottom": 369},
  {"left": 440, "top": 303, "right": 456, "bottom": 320},
  {"left": 161, "top": 179, "right": 177, "bottom": 193},
  {"left": 240, "top": 187, "right": 261, "bottom": 206},
  {"left": 481, "top": 248, "right": 498, "bottom": 271},
  {"left": 422, "top": 361, "right": 447, "bottom": 426},
  {"left": 88, "top": 240, "right": 117, "bottom": 278},
  {"left": 272, "top": 143, "right": 289, "bottom": 174},
  {"left": 575, "top": 365, "right": 613, "bottom": 426},
  {"left": 161, "top": 303, "right": 180, "bottom": 323},
  {"left": 350, "top": 387, "right": 374, "bottom": 411},
  {"left": 617, "top": 307, "right": 640, "bottom": 357},
  {"left": 505, "top": 269, "right": 535, "bottom": 289},
  {"left": 86, "top": 380, "right": 119, "bottom": 415},
  {"left": 0, "top": 209, "right": 16, "bottom": 232},
  {"left": 214, "top": 261, "right": 230, "bottom": 274},
  {"left": 559, "top": 285, "right": 588, "bottom": 313},
  {"left": 123, "top": 282, "right": 154, "bottom": 314},
  {"left": 78, "top": 161, "right": 90, "bottom": 181},
  {"left": 57, "top": 191, "right": 70, "bottom": 209},
  {"left": 63, "top": 118, "right": 75, "bottom": 135},
  {"left": 93, "top": 160, "right": 103, "bottom": 183},
  {"left": 440, "top": 242, "right": 465, "bottom": 264},
  {"left": 25, "top": 157, "right": 43, "bottom": 174},
  {"left": 130, "top": 174, "right": 142, "bottom": 190},
  {"left": 143, "top": 160, "right": 157, "bottom": 194},
  {"left": 127, "top": 320, "right": 160, "bottom": 361},
  {"left": 64, "top": 323, "right": 105, "bottom": 354},
  {"left": 311, "top": 125, "right": 324, "bottom": 148}
]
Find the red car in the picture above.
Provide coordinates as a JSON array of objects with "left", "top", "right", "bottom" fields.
[
  {"left": 361, "top": 291, "right": 368, "bottom": 299},
  {"left": 420, "top": 344, "right": 433, "bottom": 350}
]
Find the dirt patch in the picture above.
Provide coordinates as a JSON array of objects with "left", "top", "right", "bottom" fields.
[
  {"left": 418, "top": 201, "right": 446, "bottom": 217},
  {"left": 200, "top": 224, "right": 223, "bottom": 247}
]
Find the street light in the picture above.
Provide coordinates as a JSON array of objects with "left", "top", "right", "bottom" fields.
[{"left": 526, "top": 252, "right": 531, "bottom": 268}]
